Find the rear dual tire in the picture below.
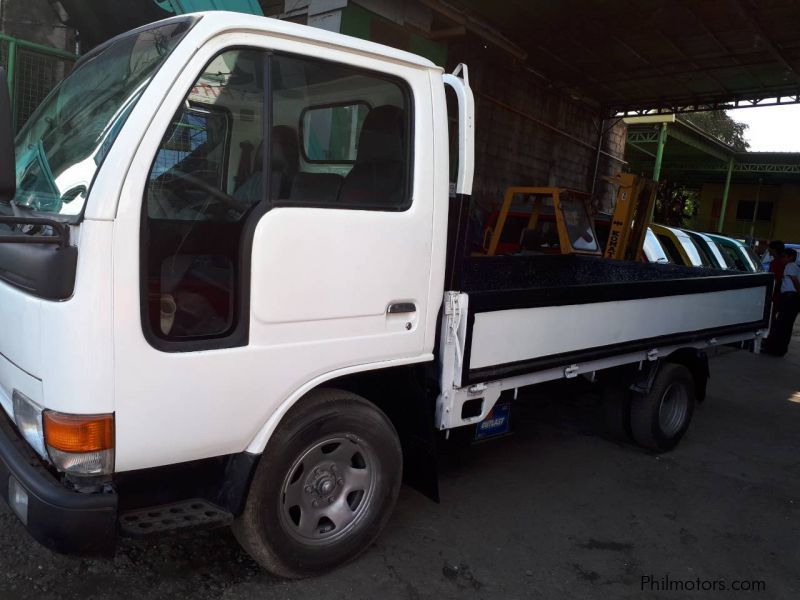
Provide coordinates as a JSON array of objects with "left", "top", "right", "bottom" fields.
[
  {"left": 602, "top": 363, "right": 696, "bottom": 452},
  {"left": 630, "top": 363, "right": 696, "bottom": 452}
]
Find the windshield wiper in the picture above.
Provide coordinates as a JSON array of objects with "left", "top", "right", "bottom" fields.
[{"left": 0, "top": 215, "right": 70, "bottom": 247}]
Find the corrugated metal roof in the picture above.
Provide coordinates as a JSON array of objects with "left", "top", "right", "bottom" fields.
[
  {"left": 625, "top": 119, "right": 800, "bottom": 184},
  {"left": 448, "top": 0, "right": 800, "bottom": 115}
]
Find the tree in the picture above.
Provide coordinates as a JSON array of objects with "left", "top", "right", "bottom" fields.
[
  {"left": 681, "top": 111, "right": 750, "bottom": 151},
  {"left": 653, "top": 181, "right": 698, "bottom": 227}
]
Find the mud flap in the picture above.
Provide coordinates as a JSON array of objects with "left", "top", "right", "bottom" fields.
[{"left": 332, "top": 366, "right": 441, "bottom": 503}]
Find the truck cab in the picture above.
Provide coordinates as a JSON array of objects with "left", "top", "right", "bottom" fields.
[{"left": 0, "top": 12, "right": 466, "bottom": 570}]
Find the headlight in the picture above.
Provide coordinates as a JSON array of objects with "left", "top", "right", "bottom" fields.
[
  {"left": 43, "top": 411, "right": 115, "bottom": 476},
  {"left": 11, "top": 390, "right": 47, "bottom": 458}
]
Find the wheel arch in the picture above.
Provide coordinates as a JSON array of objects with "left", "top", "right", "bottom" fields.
[
  {"left": 244, "top": 357, "right": 440, "bottom": 501},
  {"left": 245, "top": 357, "right": 431, "bottom": 454},
  {"left": 596, "top": 346, "right": 710, "bottom": 403},
  {"left": 665, "top": 347, "right": 710, "bottom": 403}
]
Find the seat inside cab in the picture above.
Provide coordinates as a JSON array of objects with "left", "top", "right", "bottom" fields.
[{"left": 232, "top": 55, "right": 409, "bottom": 210}]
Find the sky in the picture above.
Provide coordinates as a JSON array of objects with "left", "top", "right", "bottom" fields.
[{"left": 727, "top": 104, "right": 800, "bottom": 152}]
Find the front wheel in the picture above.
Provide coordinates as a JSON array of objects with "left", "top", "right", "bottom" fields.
[{"left": 232, "top": 388, "right": 402, "bottom": 578}]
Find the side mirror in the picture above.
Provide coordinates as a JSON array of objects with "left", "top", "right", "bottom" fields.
[{"left": 0, "top": 68, "right": 15, "bottom": 202}]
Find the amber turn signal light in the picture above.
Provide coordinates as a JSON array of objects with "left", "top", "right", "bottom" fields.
[{"left": 43, "top": 412, "right": 114, "bottom": 453}]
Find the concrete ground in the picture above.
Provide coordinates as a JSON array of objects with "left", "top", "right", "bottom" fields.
[{"left": 1, "top": 333, "right": 798, "bottom": 599}]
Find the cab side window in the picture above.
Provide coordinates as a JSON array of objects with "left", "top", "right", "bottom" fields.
[
  {"left": 270, "top": 54, "right": 411, "bottom": 210},
  {"left": 142, "top": 49, "right": 265, "bottom": 345}
]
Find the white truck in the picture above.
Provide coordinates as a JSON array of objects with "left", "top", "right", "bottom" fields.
[{"left": 0, "top": 12, "right": 773, "bottom": 578}]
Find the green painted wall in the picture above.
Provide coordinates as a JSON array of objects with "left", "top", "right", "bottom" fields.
[
  {"left": 340, "top": 3, "right": 447, "bottom": 67},
  {"left": 154, "top": 0, "right": 263, "bottom": 15},
  {"left": 410, "top": 35, "right": 447, "bottom": 67},
  {"left": 340, "top": 3, "right": 371, "bottom": 41}
]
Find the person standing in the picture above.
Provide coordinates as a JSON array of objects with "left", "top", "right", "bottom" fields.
[
  {"left": 764, "top": 248, "right": 800, "bottom": 357},
  {"left": 767, "top": 240, "right": 785, "bottom": 320}
]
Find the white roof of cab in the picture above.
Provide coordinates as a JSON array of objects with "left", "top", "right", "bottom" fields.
[{"left": 185, "top": 10, "right": 440, "bottom": 71}]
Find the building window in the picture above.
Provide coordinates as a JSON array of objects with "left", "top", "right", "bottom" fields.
[{"left": 735, "top": 201, "right": 773, "bottom": 222}]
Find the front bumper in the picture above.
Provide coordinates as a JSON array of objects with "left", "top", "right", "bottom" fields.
[{"left": 0, "top": 413, "right": 117, "bottom": 555}]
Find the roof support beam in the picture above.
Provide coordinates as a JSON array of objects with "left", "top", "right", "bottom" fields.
[
  {"left": 627, "top": 161, "right": 800, "bottom": 174},
  {"left": 613, "top": 93, "right": 800, "bottom": 117},
  {"left": 655, "top": 30, "right": 732, "bottom": 96},
  {"left": 626, "top": 124, "right": 732, "bottom": 164},
  {"left": 664, "top": 126, "right": 731, "bottom": 162},
  {"left": 419, "top": 0, "right": 528, "bottom": 60},
  {"left": 627, "top": 142, "right": 657, "bottom": 158},
  {"left": 735, "top": 0, "right": 800, "bottom": 83},
  {"left": 736, "top": 162, "right": 800, "bottom": 173},
  {"left": 535, "top": 44, "right": 627, "bottom": 102},
  {"left": 610, "top": 32, "right": 699, "bottom": 98},
  {"left": 627, "top": 130, "right": 660, "bottom": 144},
  {"left": 678, "top": 0, "right": 764, "bottom": 86}
]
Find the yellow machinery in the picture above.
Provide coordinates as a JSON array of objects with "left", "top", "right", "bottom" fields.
[
  {"left": 483, "top": 187, "right": 601, "bottom": 257},
  {"left": 603, "top": 172, "right": 658, "bottom": 262},
  {"left": 482, "top": 174, "right": 657, "bottom": 261}
]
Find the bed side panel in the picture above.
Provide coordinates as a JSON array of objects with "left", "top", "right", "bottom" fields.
[{"left": 467, "top": 285, "right": 768, "bottom": 381}]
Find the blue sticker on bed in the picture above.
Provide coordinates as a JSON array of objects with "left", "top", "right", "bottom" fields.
[{"left": 474, "top": 403, "right": 511, "bottom": 440}]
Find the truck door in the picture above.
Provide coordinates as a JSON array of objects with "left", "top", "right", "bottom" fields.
[
  {"left": 247, "top": 52, "right": 435, "bottom": 361},
  {"left": 113, "top": 40, "right": 438, "bottom": 470}
]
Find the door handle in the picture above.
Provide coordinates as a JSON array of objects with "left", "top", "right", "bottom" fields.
[{"left": 387, "top": 302, "right": 416, "bottom": 314}]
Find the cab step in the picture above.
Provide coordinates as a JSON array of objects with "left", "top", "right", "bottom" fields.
[{"left": 119, "top": 499, "right": 232, "bottom": 537}]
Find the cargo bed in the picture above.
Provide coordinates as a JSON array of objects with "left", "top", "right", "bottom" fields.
[
  {"left": 460, "top": 254, "right": 773, "bottom": 382},
  {"left": 435, "top": 254, "right": 773, "bottom": 430}
]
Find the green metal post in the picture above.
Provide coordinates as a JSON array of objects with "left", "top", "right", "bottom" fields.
[
  {"left": 6, "top": 39, "right": 16, "bottom": 130},
  {"left": 748, "top": 178, "right": 762, "bottom": 243},
  {"left": 6, "top": 38, "right": 16, "bottom": 97},
  {"left": 0, "top": 33, "right": 78, "bottom": 132},
  {"left": 646, "top": 122, "right": 669, "bottom": 223},
  {"left": 651, "top": 122, "right": 668, "bottom": 182},
  {"left": 717, "top": 157, "right": 734, "bottom": 233},
  {"left": 0, "top": 33, "right": 78, "bottom": 61}
]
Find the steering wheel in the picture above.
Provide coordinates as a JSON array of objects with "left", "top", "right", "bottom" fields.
[{"left": 166, "top": 169, "right": 251, "bottom": 215}]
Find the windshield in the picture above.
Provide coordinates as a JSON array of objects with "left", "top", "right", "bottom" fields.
[
  {"left": 713, "top": 241, "right": 737, "bottom": 269},
  {"left": 686, "top": 233, "right": 713, "bottom": 267},
  {"left": 743, "top": 246, "right": 763, "bottom": 272},
  {"left": 2, "top": 20, "right": 192, "bottom": 219},
  {"left": 643, "top": 228, "right": 668, "bottom": 263},
  {"left": 675, "top": 232, "right": 703, "bottom": 266},
  {"left": 557, "top": 193, "right": 599, "bottom": 253}
]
